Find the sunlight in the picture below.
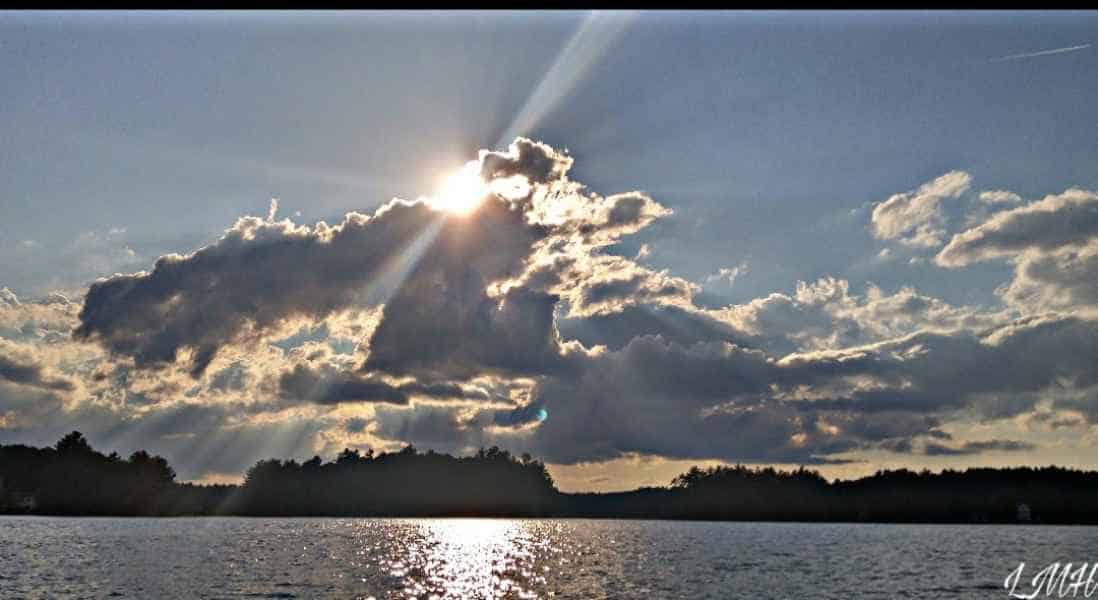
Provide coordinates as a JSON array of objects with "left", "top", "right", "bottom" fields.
[
  {"left": 403, "top": 519, "right": 542, "bottom": 598},
  {"left": 494, "top": 11, "right": 636, "bottom": 149},
  {"left": 429, "top": 161, "right": 489, "bottom": 216}
]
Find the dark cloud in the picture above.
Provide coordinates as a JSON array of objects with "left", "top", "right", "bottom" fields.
[
  {"left": 360, "top": 207, "right": 559, "bottom": 380},
  {"left": 373, "top": 336, "right": 833, "bottom": 465},
  {"left": 373, "top": 312, "right": 1098, "bottom": 466},
  {"left": 779, "top": 315, "right": 1098, "bottom": 418},
  {"left": 278, "top": 363, "right": 491, "bottom": 406},
  {"left": 923, "top": 439, "right": 1036, "bottom": 456},
  {"left": 208, "top": 361, "right": 249, "bottom": 392},
  {"left": 479, "top": 138, "right": 572, "bottom": 185},
  {"left": 878, "top": 438, "right": 914, "bottom": 453},
  {"left": 372, "top": 403, "right": 486, "bottom": 455},
  {"left": 0, "top": 354, "right": 54, "bottom": 388},
  {"left": 606, "top": 193, "right": 654, "bottom": 227},
  {"left": 344, "top": 417, "right": 369, "bottom": 433},
  {"left": 279, "top": 364, "right": 409, "bottom": 406},
  {"left": 516, "top": 332, "right": 979, "bottom": 464},
  {"left": 0, "top": 344, "right": 74, "bottom": 392},
  {"left": 74, "top": 202, "right": 446, "bottom": 374}
]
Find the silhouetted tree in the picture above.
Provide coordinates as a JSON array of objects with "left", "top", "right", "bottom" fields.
[
  {"left": 6, "top": 433, "right": 1098, "bottom": 522},
  {"left": 56, "top": 431, "right": 93, "bottom": 455}
]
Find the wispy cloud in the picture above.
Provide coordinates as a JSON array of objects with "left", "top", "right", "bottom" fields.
[{"left": 990, "top": 43, "right": 1091, "bottom": 63}]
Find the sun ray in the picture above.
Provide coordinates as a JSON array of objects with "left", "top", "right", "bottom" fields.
[{"left": 494, "top": 10, "right": 636, "bottom": 149}]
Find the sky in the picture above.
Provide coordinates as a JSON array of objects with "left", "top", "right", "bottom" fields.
[{"left": 2, "top": 10, "right": 1097, "bottom": 492}]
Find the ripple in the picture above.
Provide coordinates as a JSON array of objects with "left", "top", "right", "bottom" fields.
[{"left": 1, "top": 518, "right": 1095, "bottom": 599}]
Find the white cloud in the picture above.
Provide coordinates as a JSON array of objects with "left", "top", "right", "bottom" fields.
[
  {"left": 979, "top": 190, "right": 1023, "bottom": 205},
  {"left": 705, "top": 262, "right": 748, "bottom": 287},
  {"left": 871, "top": 170, "right": 973, "bottom": 248}
]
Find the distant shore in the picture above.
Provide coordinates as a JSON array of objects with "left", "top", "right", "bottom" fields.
[{"left": 5, "top": 432, "right": 1097, "bottom": 524}]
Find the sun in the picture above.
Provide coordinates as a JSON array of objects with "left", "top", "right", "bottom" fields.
[{"left": 430, "top": 161, "right": 488, "bottom": 216}]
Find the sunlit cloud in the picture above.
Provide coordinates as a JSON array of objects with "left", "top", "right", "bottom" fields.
[{"left": 5, "top": 136, "right": 1098, "bottom": 486}]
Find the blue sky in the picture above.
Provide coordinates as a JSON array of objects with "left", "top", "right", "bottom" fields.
[
  {"left": 2, "top": 11, "right": 1098, "bottom": 490},
  {"left": 5, "top": 11, "right": 1096, "bottom": 301}
]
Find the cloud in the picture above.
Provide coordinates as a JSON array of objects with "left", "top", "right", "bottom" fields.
[
  {"left": 923, "top": 439, "right": 1036, "bottom": 456},
  {"left": 372, "top": 336, "right": 820, "bottom": 464},
  {"left": 1026, "top": 409, "right": 1087, "bottom": 431},
  {"left": 277, "top": 362, "right": 492, "bottom": 406},
  {"left": 777, "top": 314, "right": 1098, "bottom": 420},
  {"left": 479, "top": 138, "right": 573, "bottom": 185},
  {"left": 1, "top": 364, "right": 336, "bottom": 481},
  {"left": 705, "top": 263, "right": 748, "bottom": 287},
  {"left": 0, "top": 340, "right": 74, "bottom": 392},
  {"left": 279, "top": 364, "right": 410, "bottom": 406},
  {"left": 937, "top": 187, "right": 1098, "bottom": 313},
  {"left": 574, "top": 261, "right": 697, "bottom": 316},
  {"left": 8, "top": 139, "right": 1096, "bottom": 477},
  {"left": 518, "top": 337, "right": 845, "bottom": 464},
  {"left": 937, "top": 188, "right": 1098, "bottom": 267},
  {"left": 871, "top": 171, "right": 972, "bottom": 247},
  {"left": 0, "top": 228, "right": 148, "bottom": 295},
  {"left": 999, "top": 243, "right": 1098, "bottom": 312},
  {"left": 74, "top": 202, "right": 450, "bottom": 375},
  {"left": 979, "top": 190, "right": 1023, "bottom": 205},
  {"left": 0, "top": 287, "right": 19, "bottom": 307},
  {"left": 375, "top": 329, "right": 1013, "bottom": 465},
  {"left": 73, "top": 137, "right": 674, "bottom": 384},
  {"left": 711, "top": 277, "right": 1011, "bottom": 355},
  {"left": 397, "top": 309, "right": 1097, "bottom": 465},
  {"left": 0, "top": 289, "right": 81, "bottom": 345},
  {"left": 365, "top": 285, "right": 572, "bottom": 381},
  {"left": 557, "top": 304, "right": 748, "bottom": 352},
  {"left": 0, "top": 381, "right": 67, "bottom": 433}
]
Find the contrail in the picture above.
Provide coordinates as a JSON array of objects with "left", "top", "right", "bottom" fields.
[{"left": 990, "top": 43, "right": 1091, "bottom": 62}]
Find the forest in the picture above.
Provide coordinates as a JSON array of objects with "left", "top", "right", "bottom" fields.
[{"left": 3, "top": 432, "right": 1097, "bottom": 524}]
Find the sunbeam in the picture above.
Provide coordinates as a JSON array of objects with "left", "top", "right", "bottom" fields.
[
  {"left": 361, "top": 214, "right": 448, "bottom": 308},
  {"left": 494, "top": 10, "right": 636, "bottom": 150}
]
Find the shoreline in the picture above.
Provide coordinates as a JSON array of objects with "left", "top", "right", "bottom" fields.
[{"left": 0, "top": 513, "right": 1077, "bottom": 526}]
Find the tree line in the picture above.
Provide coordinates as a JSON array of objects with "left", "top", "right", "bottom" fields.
[{"left": 3, "top": 432, "right": 1098, "bottom": 523}]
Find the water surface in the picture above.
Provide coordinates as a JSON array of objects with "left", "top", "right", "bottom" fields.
[{"left": 1, "top": 517, "right": 1092, "bottom": 599}]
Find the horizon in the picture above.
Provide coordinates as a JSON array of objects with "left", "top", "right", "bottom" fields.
[
  {"left": 3, "top": 10, "right": 1098, "bottom": 494},
  {"left": 8, "top": 429, "right": 1098, "bottom": 493}
]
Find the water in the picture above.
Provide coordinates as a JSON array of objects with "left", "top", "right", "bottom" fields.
[{"left": 1, "top": 517, "right": 1094, "bottom": 599}]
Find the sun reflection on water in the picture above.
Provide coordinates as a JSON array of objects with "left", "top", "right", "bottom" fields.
[{"left": 356, "top": 518, "right": 552, "bottom": 599}]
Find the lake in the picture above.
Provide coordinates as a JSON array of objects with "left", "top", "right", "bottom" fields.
[{"left": 1, "top": 517, "right": 1093, "bottom": 598}]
